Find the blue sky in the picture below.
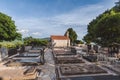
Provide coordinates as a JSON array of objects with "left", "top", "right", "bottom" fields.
[{"left": 0, "top": 0, "right": 118, "bottom": 39}]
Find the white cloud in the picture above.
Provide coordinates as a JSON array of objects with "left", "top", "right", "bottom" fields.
[
  {"left": 14, "top": 0, "right": 116, "bottom": 39},
  {"left": 16, "top": 29, "right": 29, "bottom": 37},
  {"left": 17, "top": 29, "right": 29, "bottom": 34},
  {"left": 32, "top": 32, "right": 41, "bottom": 36},
  {"left": 53, "top": 5, "right": 104, "bottom": 25}
]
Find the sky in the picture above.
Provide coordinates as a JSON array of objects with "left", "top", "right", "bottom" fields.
[{"left": 0, "top": 0, "right": 118, "bottom": 39}]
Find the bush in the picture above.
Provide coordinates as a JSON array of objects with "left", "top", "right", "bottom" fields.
[
  {"left": 12, "top": 40, "right": 24, "bottom": 48},
  {"left": 0, "top": 40, "right": 23, "bottom": 49},
  {"left": 24, "top": 37, "right": 48, "bottom": 46},
  {"left": 75, "top": 40, "right": 84, "bottom": 44}
]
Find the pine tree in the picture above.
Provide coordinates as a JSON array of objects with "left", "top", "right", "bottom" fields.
[{"left": 115, "top": 0, "right": 120, "bottom": 11}]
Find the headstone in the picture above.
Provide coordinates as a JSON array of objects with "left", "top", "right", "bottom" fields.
[
  {"left": 0, "top": 47, "right": 8, "bottom": 61},
  {"left": 93, "top": 45, "right": 98, "bottom": 53},
  {"left": 25, "top": 46, "right": 32, "bottom": 52}
]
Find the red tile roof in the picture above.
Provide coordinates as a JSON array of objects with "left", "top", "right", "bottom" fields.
[{"left": 51, "top": 35, "right": 69, "bottom": 40}]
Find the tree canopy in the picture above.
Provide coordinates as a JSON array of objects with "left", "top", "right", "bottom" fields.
[
  {"left": 114, "top": 0, "right": 120, "bottom": 12},
  {"left": 64, "top": 28, "right": 77, "bottom": 45},
  {"left": 83, "top": 1, "right": 120, "bottom": 47},
  {"left": 0, "top": 12, "right": 21, "bottom": 41},
  {"left": 23, "top": 36, "right": 48, "bottom": 46},
  {"left": 75, "top": 40, "right": 84, "bottom": 44}
]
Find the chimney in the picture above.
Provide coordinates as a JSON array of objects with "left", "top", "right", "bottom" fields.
[{"left": 66, "top": 31, "right": 69, "bottom": 38}]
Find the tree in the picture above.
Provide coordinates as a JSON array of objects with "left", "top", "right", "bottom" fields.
[
  {"left": 75, "top": 40, "right": 84, "bottom": 44},
  {"left": 15, "top": 33, "right": 22, "bottom": 40},
  {"left": 83, "top": 3, "right": 120, "bottom": 47},
  {"left": 23, "top": 36, "right": 48, "bottom": 46},
  {"left": 64, "top": 28, "right": 77, "bottom": 45},
  {"left": 114, "top": 0, "right": 120, "bottom": 12},
  {"left": 0, "top": 12, "right": 21, "bottom": 41},
  {"left": 23, "top": 36, "right": 33, "bottom": 41},
  {"left": 95, "top": 13, "right": 120, "bottom": 46},
  {"left": 83, "top": 34, "right": 92, "bottom": 44},
  {"left": 83, "top": 10, "right": 113, "bottom": 44}
]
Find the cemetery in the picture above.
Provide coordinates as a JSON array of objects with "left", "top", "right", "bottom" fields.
[
  {"left": 53, "top": 46, "right": 120, "bottom": 80},
  {"left": 0, "top": 1, "right": 120, "bottom": 80}
]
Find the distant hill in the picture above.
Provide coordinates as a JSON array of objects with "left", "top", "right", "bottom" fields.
[{"left": 41, "top": 37, "right": 50, "bottom": 41}]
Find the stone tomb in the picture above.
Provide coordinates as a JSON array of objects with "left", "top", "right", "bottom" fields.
[
  {"left": 57, "top": 64, "right": 108, "bottom": 77},
  {"left": 55, "top": 57, "right": 84, "bottom": 64},
  {"left": 53, "top": 50, "right": 76, "bottom": 57}
]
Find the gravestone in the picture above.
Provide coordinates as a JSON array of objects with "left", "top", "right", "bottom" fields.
[{"left": 0, "top": 47, "right": 8, "bottom": 61}]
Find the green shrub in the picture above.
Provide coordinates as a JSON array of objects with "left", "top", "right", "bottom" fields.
[
  {"left": 0, "top": 40, "right": 23, "bottom": 49},
  {"left": 23, "top": 37, "right": 48, "bottom": 46},
  {"left": 75, "top": 40, "right": 84, "bottom": 44},
  {"left": 12, "top": 40, "right": 24, "bottom": 47}
]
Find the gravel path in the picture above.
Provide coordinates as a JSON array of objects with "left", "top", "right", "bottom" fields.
[{"left": 37, "top": 49, "right": 56, "bottom": 80}]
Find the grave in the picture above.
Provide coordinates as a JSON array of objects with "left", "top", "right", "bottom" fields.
[
  {"left": 83, "top": 54, "right": 97, "bottom": 62},
  {"left": 59, "top": 64, "right": 107, "bottom": 76},
  {"left": 53, "top": 50, "right": 76, "bottom": 57},
  {"left": 56, "top": 64, "right": 109, "bottom": 80},
  {"left": 5, "top": 47, "right": 45, "bottom": 66},
  {"left": 55, "top": 57, "right": 84, "bottom": 64}
]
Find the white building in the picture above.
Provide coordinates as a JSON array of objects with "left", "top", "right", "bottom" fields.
[{"left": 50, "top": 35, "right": 70, "bottom": 47}]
